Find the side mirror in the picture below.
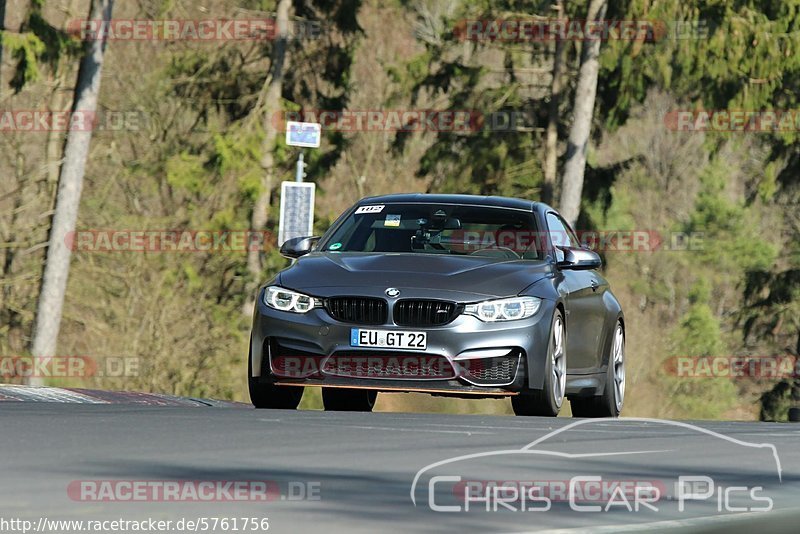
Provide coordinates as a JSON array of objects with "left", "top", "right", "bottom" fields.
[
  {"left": 557, "top": 246, "right": 602, "bottom": 270},
  {"left": 280, "top": 236, "right": 319, "bottom": 259}
]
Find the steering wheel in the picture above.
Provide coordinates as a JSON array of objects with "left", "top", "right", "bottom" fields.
[{"left": 469, "top": 246, "right": 520, "bottom": 259}]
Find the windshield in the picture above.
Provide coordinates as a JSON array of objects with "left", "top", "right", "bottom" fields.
[{"left": 320, "top": 203, "right": 542, "bottom": 260}]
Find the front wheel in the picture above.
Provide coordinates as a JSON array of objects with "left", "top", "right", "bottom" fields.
[
  {"left": 512, "top": 309, "right": 566, "bottom": 417},
  {"left": 248, "top": 342, "right": 304, "bottom": 409},
  {"left": 250, "top": 380, "right": 304, "bottom": 409},
  {"left": 571, "top": 321, "right": 625, "bottom": 418},
  {"left": 322, "top": 388, "right": 377, "bottom": 412}
]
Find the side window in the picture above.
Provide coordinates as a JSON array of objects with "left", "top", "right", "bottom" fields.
[
  {"left": 559, "top": 214, "right": 580, "bottom": 247},
  {"left": 546, "top": 212, "right": 572, "bottom": 244},
  {"left": 546, "top": 212, "right": 573, "bottom": 261}
]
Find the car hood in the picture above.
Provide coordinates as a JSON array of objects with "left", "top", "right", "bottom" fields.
[{"left": 278, "top": 252, "right": 552, "bottom": 300}]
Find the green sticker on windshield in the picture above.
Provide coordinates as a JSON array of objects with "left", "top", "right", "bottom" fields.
[{"left": 329, "top": 242, "right": 342, "bottom": 250}]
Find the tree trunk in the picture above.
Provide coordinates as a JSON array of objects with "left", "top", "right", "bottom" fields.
[
  {"left": 245, "top": 0, "right": 291, "bottom": 312},
  {"left": 0, "top": 0, "right": 6, "bottom": 89},
  {"left": 559, "top": 0, "right": 607, "bottom": 227},
  {"left": 0, "top": 152, "right": 29, "bottom": 363},
  {"left": 542, "top": 0, "right": 565, "bottom": 206},
  {"left": 29, "top": 0, "right": 114, "bottom": 384}
]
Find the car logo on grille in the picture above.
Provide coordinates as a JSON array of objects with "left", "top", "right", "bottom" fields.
[{"left": 385, "top": 288, "right": 401, "bottom": 298}]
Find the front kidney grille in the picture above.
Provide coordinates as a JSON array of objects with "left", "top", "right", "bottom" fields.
[
  {"left": 326, "top": 297, "right": 387, "bottom": 325},
  {"left": 393, "top": 299, "right": 460, "bottom": 326}
]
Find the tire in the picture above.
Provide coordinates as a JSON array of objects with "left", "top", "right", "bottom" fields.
[
  {"left": 512, "top": 309, "right": 566, "bottom": 417},
  {"left": 248, "top": 340, "right": 304, "bottom": 409},
  {"left": 571, "top": 321, "right": 625, "bottom": 418},
  {"left": 322, "top": 388, "right": 377, "bottom": 412},
  {"left": 789, "top": 407, "right": 800, "bottom": 422}
]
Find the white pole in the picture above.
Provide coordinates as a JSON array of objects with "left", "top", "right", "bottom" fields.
[{"left": 295, "top": 151, "right": 305, "bottom": 182}]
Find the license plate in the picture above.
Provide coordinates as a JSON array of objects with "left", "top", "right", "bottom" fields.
[{"left": 350, "top": 328, "right": 427, "bottom": 350}]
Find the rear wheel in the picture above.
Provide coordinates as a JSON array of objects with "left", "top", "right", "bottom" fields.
[
  {"left": 248, "top": 341, "right": 304, "bottom": 409},
  {"left": 322, "top": 388, "right": 377, "bottom": 412},
  {"left": 570, "top": 321, "right": 625, "bottom": 418},
  {"left": 512, "top": 309, "right": 566, "bottom": 417}
]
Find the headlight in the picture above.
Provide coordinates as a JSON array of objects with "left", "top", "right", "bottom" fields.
[
  {"left": 464, "top": 296, "right": 541, "bottom": 322},
  {"left": 263, "top": 286, "right": 320, "bottom": 313}
]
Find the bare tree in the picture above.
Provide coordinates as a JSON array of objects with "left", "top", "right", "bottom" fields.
[
  {"left": 542, "top": 0, "right": 565, "bottom": 206},
  {"left": 245, "top": 0, "right": 291, "bottom": 313},
  {"left": 559, "top": 0, "right": 607, "bottom": 226},
  {"left": 30, "top": 0, "right": 114, "bottom": 384}
]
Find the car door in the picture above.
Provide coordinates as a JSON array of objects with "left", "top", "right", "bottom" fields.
[{"left": 546, "top": 212, "right": 606, "bottom": 371}]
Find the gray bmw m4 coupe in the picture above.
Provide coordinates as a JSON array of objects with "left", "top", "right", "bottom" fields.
[{"left": 249, "top": 194, "right": 625, "bottom": 417}]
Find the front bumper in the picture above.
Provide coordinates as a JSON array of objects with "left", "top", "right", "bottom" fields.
[{"left": 250, "top": 288, "right": 556, "bottom": 395}]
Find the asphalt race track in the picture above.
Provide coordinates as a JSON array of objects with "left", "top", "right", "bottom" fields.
[{"left": 2, "top": 387, "right": 800, "bottom": 533}]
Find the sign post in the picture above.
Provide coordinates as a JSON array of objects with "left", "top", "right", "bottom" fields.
[
  {"left": 279, "top": 121, "right": 321, "bottom": 246},
  {"left": 295, "top": 152, "right": 305, "bottom": 183}
]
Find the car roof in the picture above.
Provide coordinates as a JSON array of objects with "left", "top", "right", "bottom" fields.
[{"left": 356, "top": 193, "right": 542, "bottom": 211}]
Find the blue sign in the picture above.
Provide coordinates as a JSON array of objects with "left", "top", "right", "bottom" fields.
[{"left": 286, "top": 121, "right": 321, "bottom": 148}]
